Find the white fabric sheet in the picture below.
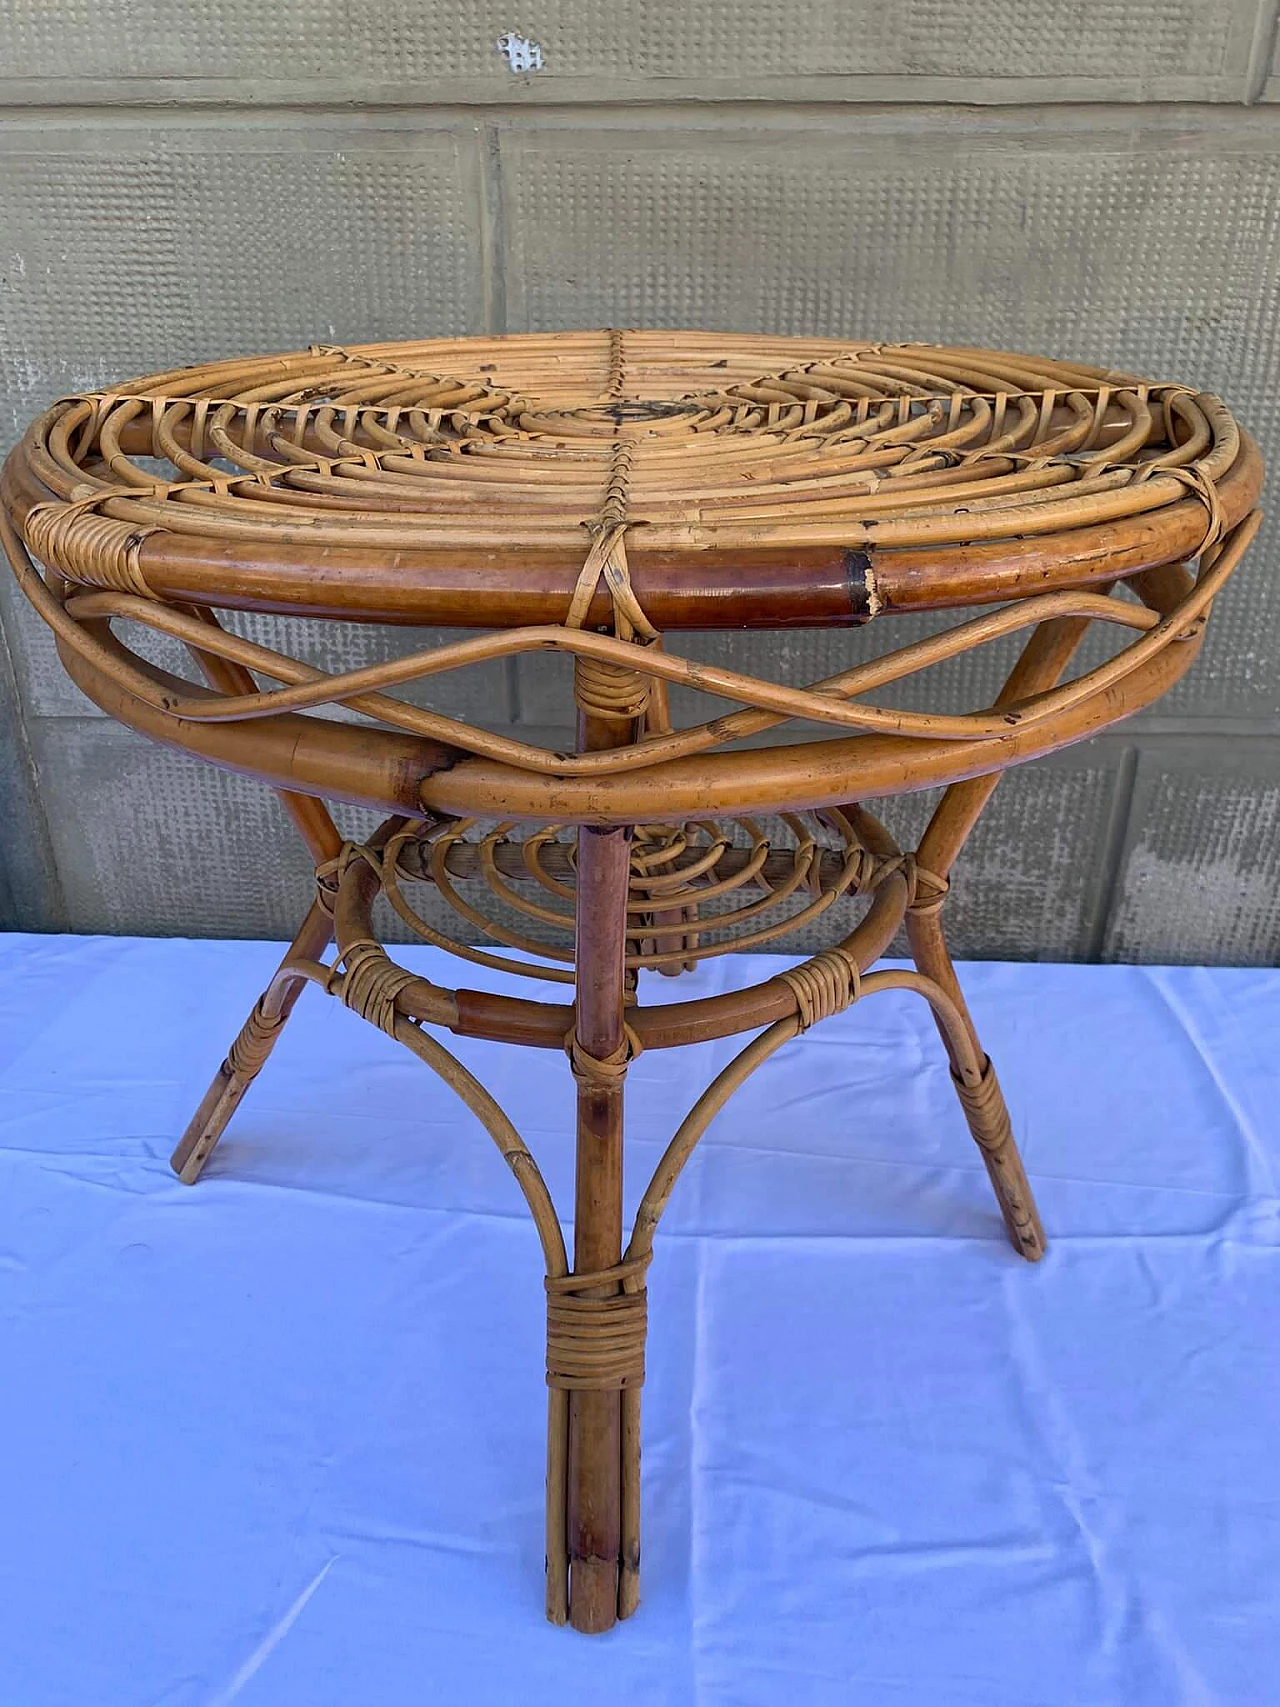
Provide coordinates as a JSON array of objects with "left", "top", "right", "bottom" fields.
[{"left": 1, "top": 935, "right": 1277, "bottom": 1705}]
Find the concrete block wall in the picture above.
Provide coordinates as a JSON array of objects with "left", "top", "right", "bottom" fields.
[{"left": 1, "top": 2, "right": 1278, "bottom": 962}]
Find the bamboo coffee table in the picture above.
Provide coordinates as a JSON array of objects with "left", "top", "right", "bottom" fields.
[{"left": 1, "top": 332, "right": 1262, "bottom": 1633}]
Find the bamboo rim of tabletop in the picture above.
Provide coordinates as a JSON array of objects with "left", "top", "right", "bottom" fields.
[
  {"left": 3, "top": 505, "right": 1259, "bottom": 822},
  {"left": 0, "top": 330, "right": 1263, "bottom": 823},
  {"left": 1, "top": 330, "right": 1262, "bottom": 624}
]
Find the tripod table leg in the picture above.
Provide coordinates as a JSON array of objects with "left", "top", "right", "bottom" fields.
[
  {"left": 169, "top": 900, "right": 333, "bottom": 1185},
  {"left": 907, "top": 905, "right": 1045, "bottom": 1261}
]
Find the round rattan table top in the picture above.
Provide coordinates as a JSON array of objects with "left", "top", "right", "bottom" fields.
[
  {"left": 2, "top": 330, "right": 1262, "bottom": 631},
  {"left": 0, "top": 327, "right": 1265, "bottom": 825}
]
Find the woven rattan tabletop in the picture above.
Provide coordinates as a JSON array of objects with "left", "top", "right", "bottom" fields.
[{"left": 2, "top": 330, "right": 1261, "bottom": 632}]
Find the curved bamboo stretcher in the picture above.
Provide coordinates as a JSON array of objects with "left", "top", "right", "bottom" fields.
[{"left": 2, "top": 330, "right": 1264, "bottom": 1633}]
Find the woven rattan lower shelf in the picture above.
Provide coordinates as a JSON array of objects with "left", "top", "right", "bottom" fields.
[{"left": 1, "top": 329, "right": 1263, "bottom": 1632}]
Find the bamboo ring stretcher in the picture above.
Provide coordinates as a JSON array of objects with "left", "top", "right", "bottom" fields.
[{"left": 2, "top": 329, "right": 1264, "bottom": 1633}]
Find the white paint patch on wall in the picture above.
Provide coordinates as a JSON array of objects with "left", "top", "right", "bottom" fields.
[{"left": 496, "top": 32, "right": 544, "bottom": 73}]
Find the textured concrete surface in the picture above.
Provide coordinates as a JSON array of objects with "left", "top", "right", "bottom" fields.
[
  {"left": 1105, "top": 738, "right": 1280, "bottom": 963},
  {"left": 0, "top": 0, "right": 1266, "bottom": 103},
  {"left": 0, "top": 10, "right": 1277, "bottom": 961}
]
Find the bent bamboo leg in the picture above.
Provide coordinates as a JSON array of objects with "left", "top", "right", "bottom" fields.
[
  {"left": 907, "top": 906, "right": 1045, "bottom": 1261},
  {"left": 908, "top": 771, "right": 1046, "bottom": 1260},
  {"left": 169, "top": 899, "right": 333, "bottom": 1184},
  {"left": 169, "top": 620, "right": 346, "bottom": 1185},
  {"left": 901, "top": 612, "right": 1099, "bottom": 1260},
  {"left": 182, "top": 612, "right": 344, "bottom": 868},
  {"left": 566, "top": 822, "right": 632, "bottom": 1633}
]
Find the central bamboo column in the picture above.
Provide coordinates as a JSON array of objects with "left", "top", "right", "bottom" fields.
[
  {"left": 564, "top": 663, "right": 636, "bottom": 1632},
  {"left": 567, "top": 822, "right": 631, "bottom": 1631}
]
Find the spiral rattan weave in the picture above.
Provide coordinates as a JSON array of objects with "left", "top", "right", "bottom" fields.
[
  {"left": 2, "top": 330, "right": 1260, "bottom": 619},
  {"left": 1, "top": 328, "right": 1264, "bottom": 1636}
]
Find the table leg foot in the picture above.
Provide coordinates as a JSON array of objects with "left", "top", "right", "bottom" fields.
[
  {"left": 568, "top": 1556, "right": 620, "bottom": 1634},
  {"left": 907, "top": 906, "right": 1046, "bottom": 1261},
  {"left": 170, "top": 901, "right": 331, "bottom": 1184},
  {"left": 170, "top": 1047, "right": 264, "bottom": 1184},
  {"left": 618, "top": 1383, "right": 642, "bottom": 1618},
  {"left": 549, "top": 1288, "right": 646, "bottom": 1631},
  {"left": 952, "top": 1059, "right": 1046, "bottom": 1261}
]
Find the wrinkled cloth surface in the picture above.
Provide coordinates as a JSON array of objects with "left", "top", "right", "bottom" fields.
[{"left": 1, "top": 934, "right": 1277, "bottom": 1706}]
